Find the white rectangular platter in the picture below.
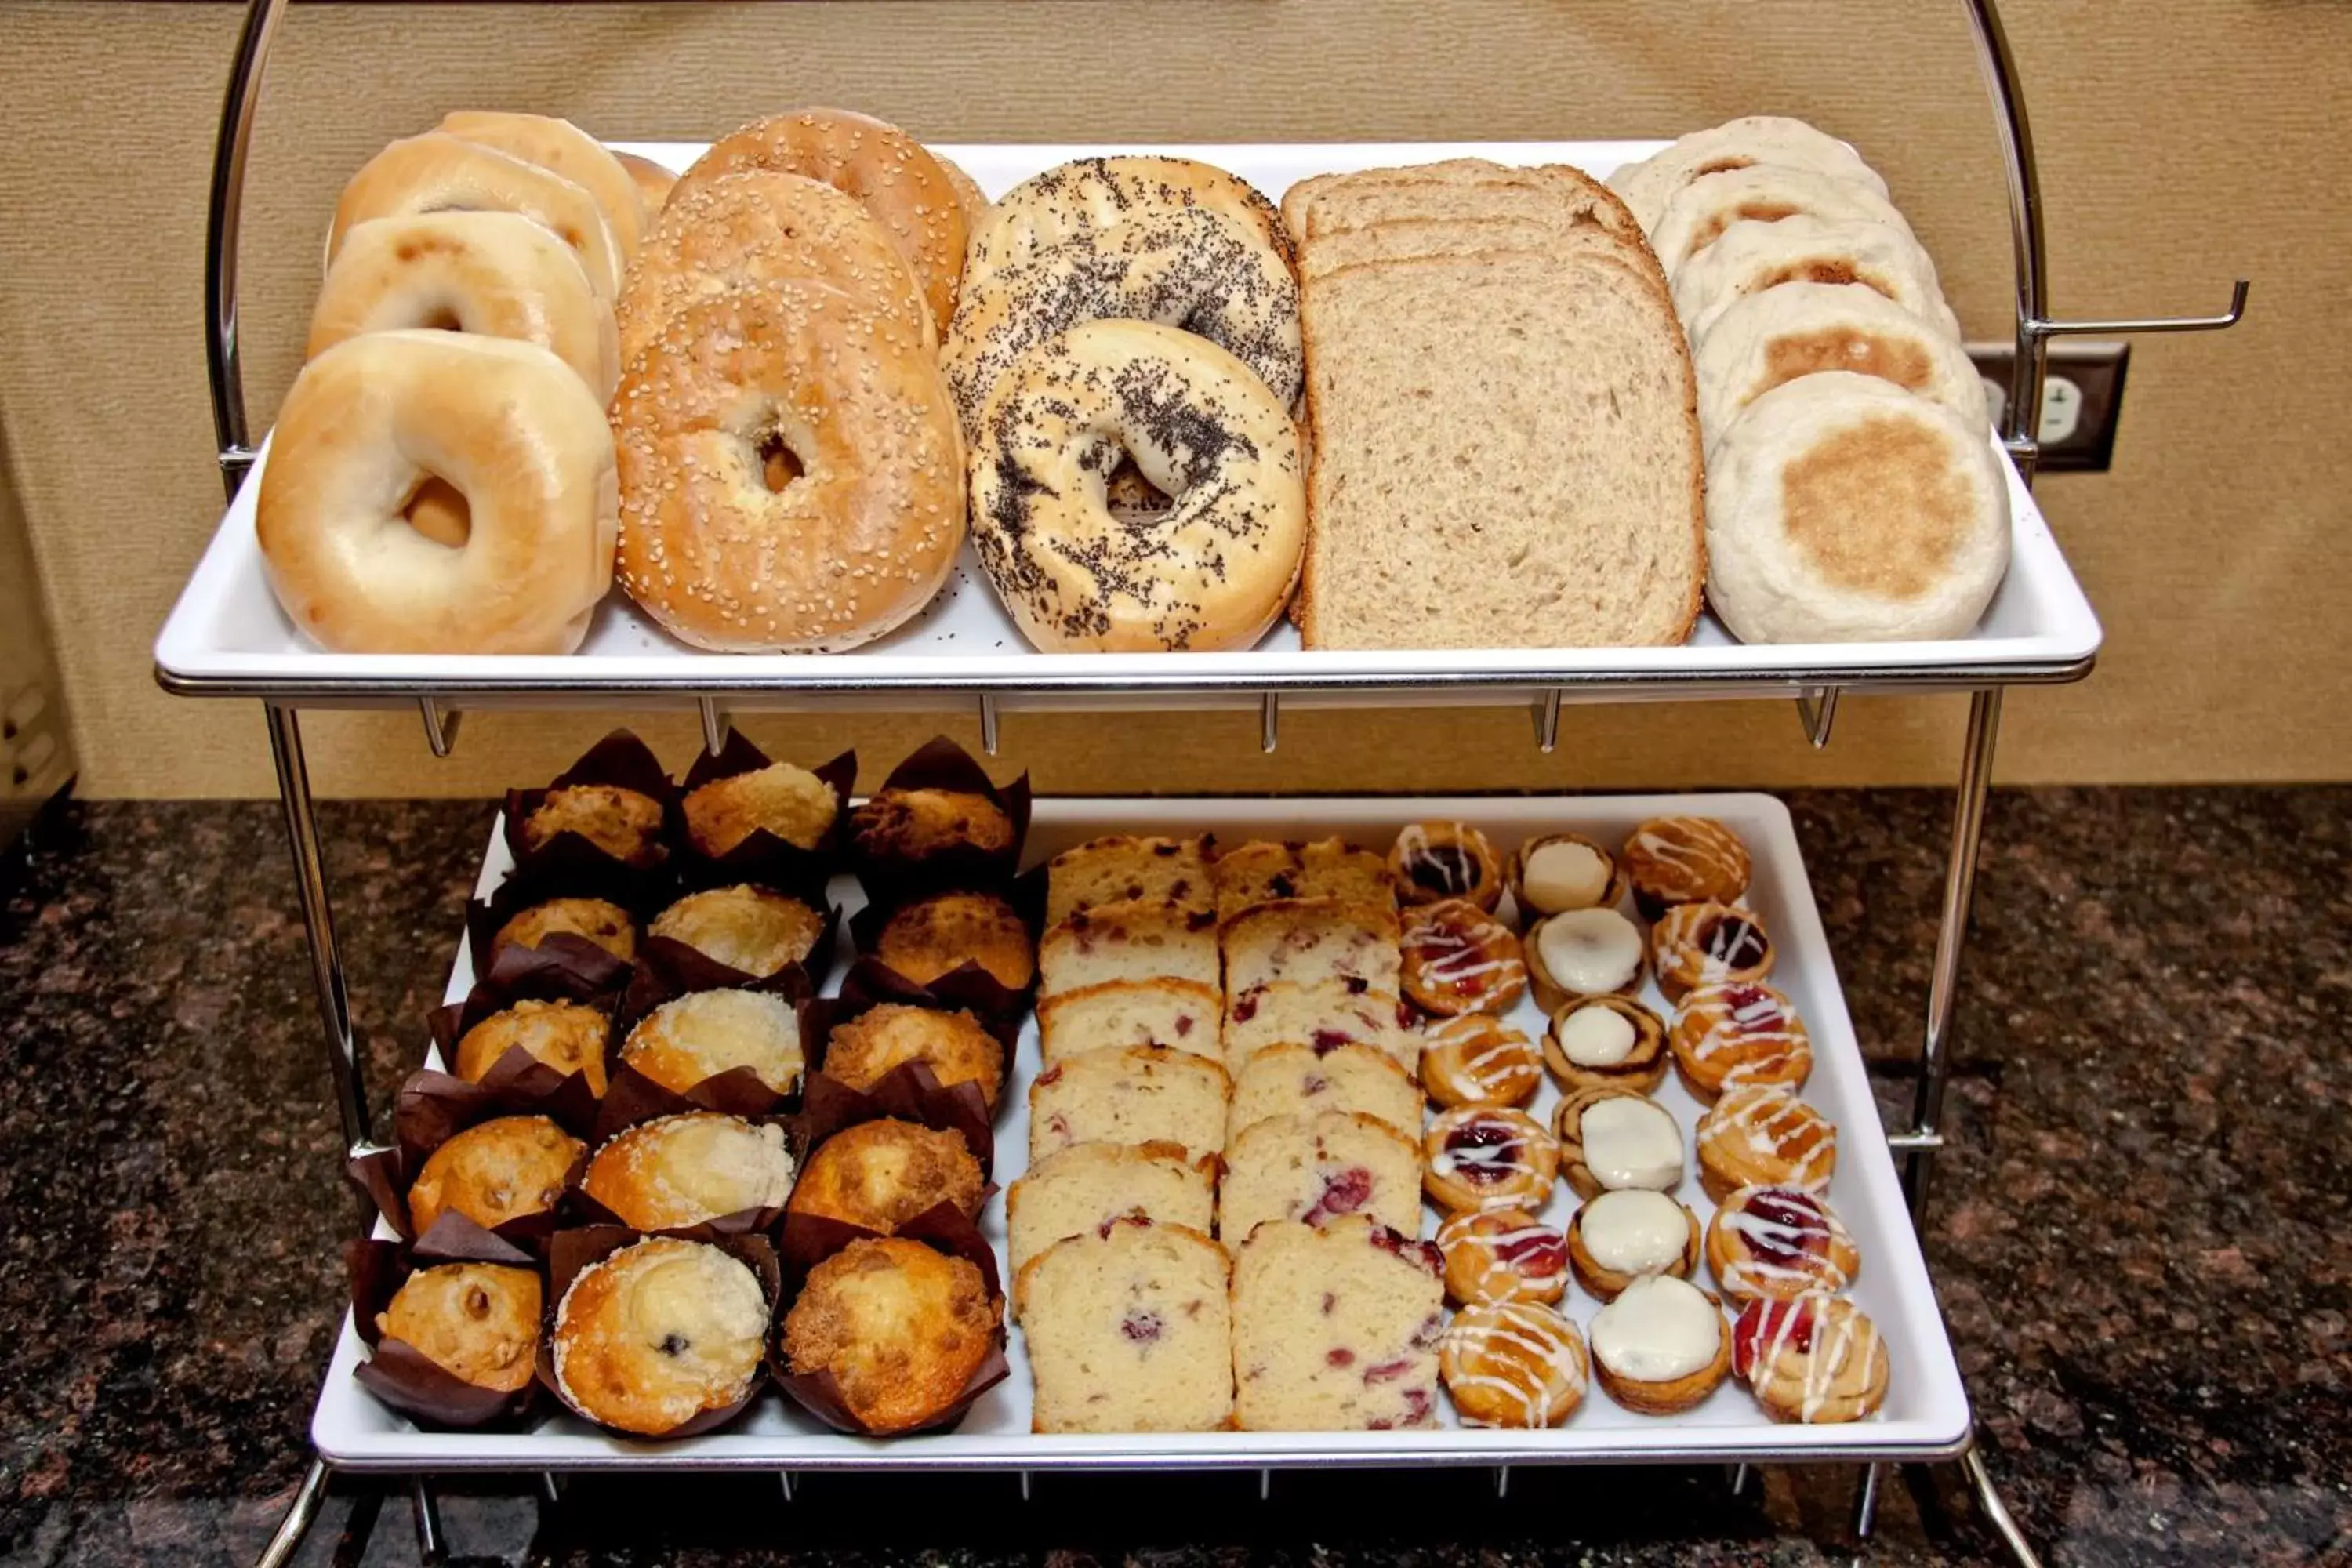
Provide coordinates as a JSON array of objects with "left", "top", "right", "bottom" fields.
[
  {"left": 154, "top": 140, "right": 2100, "bottom": 709},
  {"left": 313, "top": 792, "right": 1969, "bottom": 1470}
]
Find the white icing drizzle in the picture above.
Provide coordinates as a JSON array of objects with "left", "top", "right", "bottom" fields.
[
  {"left": 1748, "top": 1293, "right": 1882, "bottom": 1422},
  {"left": 1557, "top": 1004, "right": 1638, "bottom": 1066},
  {"left": 1394, "top": 822, "right": 1483, "bottom": 898},
  {"left": 1403, "top": 907, "right": 1524, "bottom": 994},
  {"left": 1520, "top": 839, "right": 1611, "bottom": 913},
  {"left": 1590, "top": 1276, "right": 1719, "bottom": 1381},
  {"left": 1676, "top": 982, "right": 1808, "bottom": 1088},
  {"left": 1578, "top": 1189, "right": 1689, "bottom": 1275},
  {"left": 1626, "top": 817, "right": 1747, "bottom": 901},
  {"left": 1535, "top": 909, "right": 1644, "bottom": 994},
  {"left": 1423, "top": 1017, "right": 1537, "bottom": 1098},
  {"left": 1719, "top": 1189, "right": 1854, "bottom": 1296},
  {"left": 1704, "top": 1088, "right": 1836, "bottom": 1187},
  {"left": 1577, "top": 1097, "right": 1684, "bottom": 1191},
  {"left": 1443, "top": 1307, "right": 1586, "bottom": 1427}
]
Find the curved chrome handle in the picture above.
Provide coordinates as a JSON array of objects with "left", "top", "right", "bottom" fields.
[{"left": 205, "top": 0, "right": 290, "bottom": 502}]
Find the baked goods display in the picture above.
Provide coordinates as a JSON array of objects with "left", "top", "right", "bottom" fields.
[
  {"left": 1614, "top": 116, "right": 2010, "bottom": 644},
  {"left": 1043, "top": 834, "right": 1216, "bottom": 925},
  {"left": 680, "top": 760, "right": 839, "bottom": 858},
  {"left": 1555, "top": 1088, "right": 1686, "bottom": 1199},
  {"left": 1036, "top": 978, "right": 1221, "bottom": 1063},
  {"left": 1028, "top": 1045, "right": 1231, "bottom": 1165},
  {"left": 871, "top": 890, "right": 1036, "bottom": 994},
  {"left": 821, "top": 1002, "right": 1006, "bottom": 1109}
]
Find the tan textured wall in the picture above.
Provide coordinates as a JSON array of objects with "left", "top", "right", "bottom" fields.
[{"left": 2, "top": 1, "right": 2345, "bottom": 798}]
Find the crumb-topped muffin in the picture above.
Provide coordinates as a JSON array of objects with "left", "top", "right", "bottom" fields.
[
  {"left": 376, "top": 1261, "right": 543, "bottom": 1392},
  {"left": 786, "top": 1117, "right": 985, "bottom": 1236},
  {"left": 452, "top": 998, "right": 611, "bottom": 1095},
  {"left": 552, "top": 1237, "right": 769, "bottom": 1435},
  {"left": 682, "top": 761, "right": 838, "bottom": 858},
  {"left": 872, "top": 890, "right": 1035, "bottom": 992},
  {"left": 582, "top": 1113, "right": 797, "bottom": 1230},
  {"left": 408, "top": 1115, "right": 584, "bottom": 1235},
  {"left": 520, "top": 783, "right": 667, "bottom": 869},
  {"left": 649, "top": 885, "right": 826, "bottom": 978},
  {"left": 488, "top": 897, "right": 637, "bottom": 967},
  {"left": 782, "top": 1236, "right": 1000, "bottom": 1434},
  {"left": 849, "top": 787, "right": 1015, "bottom": 869},
  {"left": 621, "top": 989, "right": 804, "bottom": 1098},
  {"left": 824, "top": 1003, "right": 1005, "bottom": 1107}
]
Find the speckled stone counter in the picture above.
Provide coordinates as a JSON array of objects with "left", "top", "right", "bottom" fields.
[{"left": 2, "top": 789, "right": 2346, "bottom": 1568}]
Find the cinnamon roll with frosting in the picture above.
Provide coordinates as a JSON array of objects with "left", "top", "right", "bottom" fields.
[{"left": 1694, "top": 1086, "right": 1836, "bottom": 1204}]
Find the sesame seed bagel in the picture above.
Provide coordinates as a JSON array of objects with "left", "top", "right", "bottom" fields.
[
  {"left": 612, "top": 281, "right": 964, "bottom": 652},
  {"left": 673, "top": 110, "right": 968, "bottom": 331},
  {"left": 327, "top": 132, "right": 623, "bottom": 299},
  {"left": 615, "top": 170, "right": 935, "bottom": 371},
  {"left": 969, "top": 319, "right": 1305, "bottom": 652},
  {"left": 965, "top": 154, "right": 1294, "bottom": 296},
  {"left": 942, "top": 205, "right": 1302, "bottom": 437}
]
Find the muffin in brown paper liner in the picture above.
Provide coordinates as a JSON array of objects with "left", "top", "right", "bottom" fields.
[
  {"left": 593, "top": 959, "right": 811, "bottom": 1138},
  {"left": 499, "top": 730, "right": 681, "bottom": 909},
  {"left": 841, "top": 863, "right": 1047, "bottom": 1026},
  {"left": 565, "top": 1112, "right": 805, "bottom": 1239},
  {"left": 671, "top": 733, "right": 857, "bottom": 898},
  {"left": 537, "top": 1225, "right": 781, "bottom": 1439},
  {"left": 423, "top": 985, "right": 614, "bottom": 1122},
  {"left": 351, "top": 1069, "right": 590, "bottom": 1262},
  {"left": 845, "top": 735, "right": 1033, "bottom": 902},
  {"left": 797, "top": 991, "right": 997, "bottom": 1173},
  {"left": 463, "top": 884, "right": 637, "bottom": 995},
  {"left": 772, "top": 1207, "right": 1011, "bottom": 1438},
  {"left": 617, "top": 899, "right": 842, "bottom": 1028},
  {"left": 347, "top": 1239, "right": 546, "bottom": 1429}
]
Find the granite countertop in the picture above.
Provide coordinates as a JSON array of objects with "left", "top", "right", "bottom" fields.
[{"left": 1, "top": 788, "right": 2345, "bottom": 1567}]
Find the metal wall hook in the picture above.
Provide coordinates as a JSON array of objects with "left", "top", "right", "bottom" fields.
[
  {"left": 1259, "top": 692, "right": 1279, "bottom": 753},
  {"left": 2031, "top": 279, "right": 2248, "bottom": 339},
  {"left": 418, "top": 697, "right": 459, "bottom": 758},
  {"left": 1534, "top": 688, "right": 1563, "bottom": 753},
  {"left": 698, "top": 697, "right": 729, "bottom": 757},
  {"left": 978, "top": 693, "right": 1000, "bottom": 756},
  {"left": 1795, "top": 688, "right": 1839, "bottom": 749}
]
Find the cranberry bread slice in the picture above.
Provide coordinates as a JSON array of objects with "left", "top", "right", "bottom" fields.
[
  {"left": 1045, "top": 835, "right": 1217, "bottom": 926},
  {"left": 1218, "top": 1111, "right": 1423, "bottom": 1252},
  {"left": 1213, "top": 838, "right": 1396, "bottom": 921},
  {"left": 1231, "top": 1216, "right": 1446, "bottom": 1430},
  {"left": 1007, "top": 1140, "right": 1218, "bottom": 1280},
  {"left": 1038, "top": 898, "right": 1221, "bottom": 1002},
  {"left": 1227, "top": 1043, "right": 1421, "bottom": 1145},
  {"left": 1017, "top": 1217, "right": 1235, "bottom": 1432},
  {"left": 1221, "top": 897, "right": 1402, "bottom": 1000},
  {"left": 1222, "top": 978, "right": 1417, "bottom": 1073},
  {"left": 1036, "top": 978, "right": 1221, "bottom": 1065},
  {"left": 1028, "top": 1045, "right": 1232, "bottom": 1166}
]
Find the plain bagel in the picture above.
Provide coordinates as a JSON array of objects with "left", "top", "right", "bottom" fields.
[
  {"left": 437, "top": 110, "right": 647, "bottom": 260},
  {"left": 968, "top": 319, "right": 1305, "bottom": 653},
  {"left": 307, "top": 211, "right": 619, "bottom": 399},
  {"left": 256, "top": 330, "right": 617, "bottom": 655},
  {"left": 327, "top": 132, "right": 623, "bottom": 298}
]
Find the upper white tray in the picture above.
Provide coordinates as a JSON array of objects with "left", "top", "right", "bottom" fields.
[
  {"left": 156, "top": 142, "right": 2100, "bottom": 710},
  {"left": 312, "top": 791, "right": 1970, "bottom": 1471}
]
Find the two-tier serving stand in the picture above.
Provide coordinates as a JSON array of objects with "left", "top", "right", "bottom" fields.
[{"left": 157, "top": 2, "right": 2246, "bottom": 1561}]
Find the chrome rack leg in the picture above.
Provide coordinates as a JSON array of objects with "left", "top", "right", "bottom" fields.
[
  {"left": 266, "top": 705, "right": 371, "bottom": 1156},
  {"left": 698, "top": 697, "right": 730, "bottom": 757},
  {"left": 1853, "top": 1461, "right": 1884, "bottom": 1539},
  {"left": 1795, "top": 687, "right": 1839, "bottom": 748},
  {"left": 410, "top": 1476, "right": 445, "bottom": 1563},
  {"left": 1260, "top": 691, "right": 1279, "bottom": 753},
  {"left": 978, "top": 692, "right": 1000, "bottom": 756},
  {"left": 1962, "top": 1442, "right": 2045, "bottom": 1568},
  {"left": 1727, "top": 1462, "right": 1751, "bottom": 1497},
  {"left": 252, "top": 1456, "right": 332, "bottom": 1568},
  {"left": 1900, "top": 688, "right": 2002, "bottom": 1227}
]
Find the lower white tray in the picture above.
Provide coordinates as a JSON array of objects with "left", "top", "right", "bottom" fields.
[
  {"left": 312, "top": 792, "right": 1969, "bottom": 1470},
  {"left": 153, "top": 140, "right": 2099, "bottom": 708}
]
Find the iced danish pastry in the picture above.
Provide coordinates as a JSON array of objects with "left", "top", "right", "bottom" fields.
[
  {"left": 1399, "top": 898, "right": 1526, "bottom": 1017},
  {"left": 1418, "top": 1014, "right": 1544, "bottom": 1109},
  {"left": 1439, "top": 1301, "right": 1589, "bottom": 1428},
  {"left": 1621, "top": 816, "right": 1751, "bottom": 920},
  {"left": 1542, "top": 995, "right": 1669, "bottom": 1096},
  {"left": 1706, "top": 1185, "right": 1860, "bottom": 1305},
  {"left": 1588, "top": 1275, "right": 1732, "bottom": 1416},
  {"left": 1388, "top": 822, "right": 1504, "bottom": 912},
  {"left": 1695, "top": 1087, "right": 1837, "bottom": 1203},
  {"left": 1507, "top": 832, "right": 1624, "bottom": 923},
  {"left": 1524, "top": 908, "right": 1646, "bottom": 1014},
  {"left": 1668, "top": 981, "right": 1810, "bottom": 1100},
  {"left": 1422, "top": 1105, "right": 1558, "bottom": 1214},
  {"left": 1733, "top": 1292, "right": 1889, "bottom": 1424},
  {"left": 1651, "top": 901, "right": 1775, "bottom": 1002},
  {"left": 1435, "top": 1207, "right": 1568, "bottom": 1308},
  {"left": 1566, "top": 1189, "right": 1702, "bottom": 1302},
  {"left": 1554, "top": 1087, "right": 1685, "bottom": 1200}
]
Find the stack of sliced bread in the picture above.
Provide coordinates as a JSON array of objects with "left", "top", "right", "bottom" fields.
[
  {"left": 1281, "top": 159, "right": 1706, "bottom": 651},
  {"left": 1609, "top": 117, "right": 2011, "bottom": 643}
]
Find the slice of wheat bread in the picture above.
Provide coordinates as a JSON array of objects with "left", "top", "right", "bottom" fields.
[
  {"left": 1295, "top": 245, "right": 1704, "bottom": 650},
  {"left": 1282, "top": 161, "right": 1639, "bottom": 249},
  {"left": 1299, "top": 215, "right": 1629, "bottom": 281}
]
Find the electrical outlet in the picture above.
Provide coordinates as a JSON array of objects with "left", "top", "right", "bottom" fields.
[{"left": 1965, "top": 341, "right": 2129, "bottom": 472}]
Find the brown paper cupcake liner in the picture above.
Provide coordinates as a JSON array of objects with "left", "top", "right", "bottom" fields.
[
  {"left": 412, "top": 996, "right": 611, "bottom": 1139},
  {"left": 829, "top": 956, "right": 1026, "bottom": 1052},
  {"left": 672, "top": 737, "right": 858, "bottom": 899},
  {"left": 345, "top": 1238, "right": 543, "bottom": 1429},
  {"left": 772, "top": 1207, "right": 1009, "bottom": 1437},
  {"left": 500, "top": 730, "right": 681, "bottom": 909},
  {"left": 775, "top": 1193, "right": 1001, "bottom": 1299},
  {"left": 353, "top": 1068, "right": 588, "bottom": 1256},
  {"left": 842, "top": 862, "right": 1047, "bottom": 1026},
  {"left": 616, "top": 900, "right": 841, "bottom": 1027},
  {"left": 846, "top": 735, "right": 1033, "bottom": 902},
  {"left": 536, "top": 1226, "right": 781, "bottom": 1440},
  {"left": 463, "top": 885, "right": 637, "bottom": 994},
  {"left": 590, "top": 1062, "right": 792, "bottom": 1145},
  {"left": 797, "top": 990, "right": 999, "bottom": 1171}
]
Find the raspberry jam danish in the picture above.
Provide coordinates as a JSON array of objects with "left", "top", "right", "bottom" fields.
[
  {"left": 1419, "top": 1014, "right": 1544, "bottom": 1109},
  {"left": 1651, "top": 901, "right": 1776, "bottom": 1002},
  {"left": 1399, "top": 898, "right": 1527, "bottom": 1018},
  {"left": 1543, "top": 995, "right": 1669, "bottom": 1096},
  {"left": 1694, "top": 1087, "right": 1837, "bottom": 1204},
  {"left": 1705, "top": 1185, "right": 1860, "bottom": 1304},
  {"left": 1435, "top": 1207, "right": 1568, "bottom": 1307},
  {"left": 1668, "top": 981, "right": 1811, "bottom": 1100},
  {"left": 1732, "top": 1293, "right": 1889, "bottom": 1424},
  {"left": 1440, "top": 1301, "right": 1590, "bottom": 1428},
  {"left": 1388, "top": 822, "right": 1504, "bottom": 911},
  {"left": 1423, "top": 1105, "right": 1558, "bottom": 1213}
]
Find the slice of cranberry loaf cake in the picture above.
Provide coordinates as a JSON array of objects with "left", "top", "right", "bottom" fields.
[
  {"left": 1219, "top": 1111, "right": 1423, "bottom": 1251},
  {"left": 1213, "top": 838, "right": 1397, "bottom": 921},
  {"left": 1045, "top": 835, "right": 1217, "bottom": 925},
  {"left": 1028, "top": 1045, "right": 1231, "bottom": 1165},
  {"left": 1227, "top": 1043, "right": 1421, "bottom": 1145},
  {"left": 1016, "top": 1216, "right": 1234, "bottom": 1432},
  {"left": 1221, "top": 897, "right": 1403, "bottom": 1000},
  {"left": 1039, "top": 898, "right": 1221, "bottom": 1000},
  {"left": 1222, "top": 978, "right": 1418, "bottom": 1073},
  {"left": 1036, "top": 978, "right": 1221, "bottom": 1064},
  {"left": 1006, "top": 1140, "right": 1218, "bottom": 1279},
  {"left": 1231, "top": 1216, "right": 1446, "bottom": 1430}
]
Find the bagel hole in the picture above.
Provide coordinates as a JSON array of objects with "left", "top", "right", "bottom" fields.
[
  {"left": 756, "top": 430, "right": 806, "bottom": 493},
  {"left": 416, "top": 307, "right": 463, "bottom": 333},
  {"left": 403, "top": 475, "right": 472, "bottom": 549},
  {"left": 1104, "top": 455, "right": 1174, "bottom": 524}
]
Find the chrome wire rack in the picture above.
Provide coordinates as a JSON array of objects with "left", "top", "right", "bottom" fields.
[{"left": 176, "top": 2, "right": 2245, "bottom": 1563}]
